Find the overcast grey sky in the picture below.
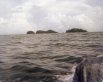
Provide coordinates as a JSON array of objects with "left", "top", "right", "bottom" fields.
[{"left": 0, "top": 0, "right": 103, "bottom": 34}]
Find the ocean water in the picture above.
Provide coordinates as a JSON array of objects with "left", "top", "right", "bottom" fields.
[{"left": 0, "top": 32, "right": 103, "bottom": 82}]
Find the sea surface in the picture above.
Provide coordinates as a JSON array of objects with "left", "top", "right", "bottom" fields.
[{"left": 0, "top": 32, "right": 103, "bottom": 82}]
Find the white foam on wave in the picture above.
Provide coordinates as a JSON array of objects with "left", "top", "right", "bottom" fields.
[
  {"left": 56, "top": 66, "right": 76, "bottom": 82},
  {"left": 56, "top": 74, "right": 73, "bottom": 82}
]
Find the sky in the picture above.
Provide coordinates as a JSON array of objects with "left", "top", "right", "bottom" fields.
[{"left": 0, "top": 0, "right": 103, "bottom": 34}]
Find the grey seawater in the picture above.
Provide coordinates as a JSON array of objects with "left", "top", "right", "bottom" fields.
[{"left": 0, "top": 32, "right": 103, "bottom": 82}]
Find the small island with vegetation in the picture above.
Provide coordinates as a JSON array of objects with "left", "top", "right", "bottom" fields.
[
  {"left": 27, "top": 31, "right": 35, "bottom": 34},
  {"left": 36, "top": 30, "right": 57, "bottom": 34},
  {"left": 26, "top": 28, "right": 88, "bottom": 34},
  {"left": 66, "top": 28, "right": 87, "bottom": 33}
]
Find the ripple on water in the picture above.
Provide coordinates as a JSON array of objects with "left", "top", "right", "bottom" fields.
[{"left": 0, "top": 33, "right": 103, "bottom": 82}]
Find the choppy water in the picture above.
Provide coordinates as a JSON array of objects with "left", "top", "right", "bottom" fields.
[{"left": 0, "top": 32, "right": 103, "bottom": 82}]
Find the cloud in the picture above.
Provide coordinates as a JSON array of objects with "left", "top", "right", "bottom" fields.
[
  {"left": 86, "top": 0, "right": 103, "bottom": 7},
  {"left": 0, "top": 0, "right": 103, "bottom": 34}
]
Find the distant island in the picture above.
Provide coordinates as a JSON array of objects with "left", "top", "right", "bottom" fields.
[
  {"left": 66, "top": 28, "right": 87, "bottom": 33},
  {"left": 36, "top": 30, "right": 58, "bottom": 34},
  {"left": 26, "top": 28, "right": 87, "bottom": 34},
  {"left": 27, "top": 31, "right": 35, "bottom": 34}
]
